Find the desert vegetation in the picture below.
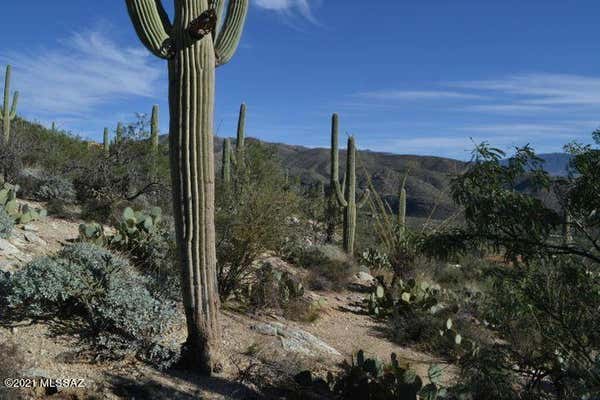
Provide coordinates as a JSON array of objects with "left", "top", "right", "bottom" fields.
[{"left": 0, "top": 1, "right": 598, "bottom": 400}]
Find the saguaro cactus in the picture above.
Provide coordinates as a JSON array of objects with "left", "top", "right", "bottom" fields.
[
  {"left": 151, "top": 104, "right": 159, "bottom": 152},
  {"left": 125, "top": 0, "right": 248, "bottom": 373},
  {"left": 330, "top": 113, "right": 369, "bottom": 254},
  {"left": 116, "top": 122, "right": 124, "bottom": 144},
  {"left": 103, "top": 128, "right": 110, "bottom": 154},
  {"left": 398, "top": 183, "right": 407, "bottom": 233},
  {"left": 221, "top": 138, "right": 232, "bottom": 183},
  {"left": 220, "top": 103, "right": 246, "bottom": 185},
  {"left": 1, "top": 65, "right": 19, "bottom": 144}
]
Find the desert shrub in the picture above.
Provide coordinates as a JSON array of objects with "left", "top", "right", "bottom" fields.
[
  {"left": 74, "top": 116, "right": 170, "bottom": 223},
  {"left": 299, "top": 244, "right": 358, "bottom": 291},
  {"left": 0, "top": 243, "right": 177, "bottom": 362},
  {"left": 216, "top": 142, "right": 300, "bottom": 300},
  {"left": 0, "top": 207, "right": 13, "bottom": 238},
  {"left": 33, "top": 174, "right": 76, "bottom": 203},
  {"left": 243, "top": 261, "right": 305, "bottom": 311}
]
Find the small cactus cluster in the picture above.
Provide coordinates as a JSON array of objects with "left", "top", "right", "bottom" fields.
[
  {"left": 0, "top": 183, "right": 47, "bottom": 224},
  {"left": 294, "top": 350, "right": 447, "bottom": 399},
  {"left": 330, "top": 113, "right": 369, "bottom": 254},
  {"left": 221, "top": 103, "right": 246, "bottom": 185},
  {"left": 78, "top": 222, "right": 105, "bottom": 246},
  {"left": 113, "top": 206, "right": 162, "bottom": 244},
  {"left": 367, "top": 278, "right": 442, "bottom": 318},
  {"left": 1, "top": 65, "right": 19, "bottom": 144},
  {"left": 79, "top": 206, "right": 162, "bottom": 246}
]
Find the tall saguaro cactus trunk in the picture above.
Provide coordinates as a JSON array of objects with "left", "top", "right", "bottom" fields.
[
  {"left": 126, "top": 0, "right": 248, "bottom": 374},
  {"left": 330, "top": 114, "right": 369, "bottom": 254},
  {"left": 151, "top": 104, "right": 160, "bottom": 152},
  {"left": 1, "top": 65, "right": 19, "bottom": 145}
]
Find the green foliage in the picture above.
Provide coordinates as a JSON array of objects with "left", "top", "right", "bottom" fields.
[
  {"left": 216, "top": 141, "right": 300, "bottom": 300},
  {"left": 0, "top": 243, "right": 177, "bottom": 363},
  {"left": 294, "top": 351, "right": 447, "bottom": 400},
  {"left": 299, "top": 244, "right": 359, "bottom": 291},
  {"left": 0, "top": 207, "right": 13, "bottom": 239}
]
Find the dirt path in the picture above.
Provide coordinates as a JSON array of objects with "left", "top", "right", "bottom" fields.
[{"left": 0, "top": 208, "right": 454, "bottom": 399}]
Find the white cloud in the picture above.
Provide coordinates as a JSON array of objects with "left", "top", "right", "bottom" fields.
[
  {"left": 357, "top": 90, "right": 485, "bottom": 101},
  {"left": 0, "top": 30, "right": 163, "bottom": 118},
  {"left": 254, "top": 0, "right": 316, "bottom": 22},
  {"left": 454, "top": 73, "right": 600, "bottom": 106}
]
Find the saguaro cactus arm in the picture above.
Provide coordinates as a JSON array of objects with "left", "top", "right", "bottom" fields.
[
  {"left": 357, "top": 189, "right": 371, "bottom": 208},
  {"left": 1, "top": 65, "right": 18, "bottom": 122},
  {"left": 125, "top": 0, "right": 174, "bottom": 59},
  {"left": 214, "top": 0, "right": 249, "bottom": 66},
  {"left": 330, "top": 114, "right": 348, "bottom": 208}
]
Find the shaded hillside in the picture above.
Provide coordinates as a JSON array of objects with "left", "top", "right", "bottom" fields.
[{"left": 213, "top": 137, "right": 466, "bottom": 219}]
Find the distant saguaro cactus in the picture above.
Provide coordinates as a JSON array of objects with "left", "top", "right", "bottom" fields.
[
  {"left": 1, "top": 65, "right": 19, "bottom": 144},
  {"left": 126, "top": 0, "right": 249, "bottom": 374},
  {"left": 398, "top": 183, "right": 407, "bottom": 233},
  {"left": 103, "top": 128, "right": 110, "bottom": 155},
  {"left": 116, "top": 122, "right": 124, "bottom": 144},
  {"left": 221, "top": 103, "right": 246, "bottom": 186},
  {"left": 151, "top": 104, "right": 159, "bottom": 152},
  {"left": 221, "top": 138, "right": 232, "bottom": 184},
  {"left": 330, "top": 113, "right": 369, "bottom": 254}
]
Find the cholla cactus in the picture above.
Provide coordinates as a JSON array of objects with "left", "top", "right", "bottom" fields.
[
  {"left": 330, "top": 114, "right": 369, "bottom": 254},
  {"left": 125, "top": 0, "right": 249, "bottom": 373},
  {"left": 1, "top": 65, "right": 19, "bottom": 144}
]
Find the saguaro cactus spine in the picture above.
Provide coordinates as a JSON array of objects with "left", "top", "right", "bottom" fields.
[
  {"left": 330, "top": 113, "right": 369, "bottom": 254},
  {"left": 103, "top": 128, "right": 110, "bottom": 154},
  {"left": 126, "top": 0, "right": 249, "bottom": 373},
  {"left": 1, "top": 65, "right": 19, "bottom": 144},
  {"left": 151, "top": 104, "right": 159, "bottom": 152}
]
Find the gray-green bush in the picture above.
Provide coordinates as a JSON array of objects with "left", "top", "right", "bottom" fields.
[
  {"left": 0, "top": 207, "right": 13, "bottom": 238},
  {"left": 0, "top": 243, "right": 176, "bottom": 363}
]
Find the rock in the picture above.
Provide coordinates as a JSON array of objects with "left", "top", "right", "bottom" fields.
[
  {"left": 22, "top": 224, "right": 39, "bottom": 232},
  {"left": 355, "top": 271, "right": 376, "bottom": 284},
  {"left": 0, "top": 260, "right": 17, "bottom": 272},
  {"left": 0, "top": 238, "right": 20, "bottom": 255},
  {"left": 24, "top": 231, "right": 45, "bottom": 245},
  {"left": 252, "top": 322, "right": 341, "bottom": 357}
]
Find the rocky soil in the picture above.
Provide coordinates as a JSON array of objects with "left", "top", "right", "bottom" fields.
[{"left": 0, "top": 202, "right": 453, "bottom": 400}]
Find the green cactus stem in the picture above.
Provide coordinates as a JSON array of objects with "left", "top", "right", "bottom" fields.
[
  {"left": 236, "top": 102, "right": 246, "bottom": 153},
  {"left": 51, "top": 122, "right": 57, "bottom": 132},
  {"left": 126, "top": 0, "right": 248, "bottom": 374},
  {"left": 103, "top": 128, "right": 110, "bottom": 155},
  {"left": 222, "top": 138, "right": 232, "bottom": 184},
  {"left": 330, "top": 113, "right": 369, "bottom": 254},
  {"left": 151, "top": 104, "right": 159, "bottom": 152},
  {"left": 1, "top": 65, "right": 19, "bottom": 145},
  {"left": 116, "top": 122, "right": 124, "bottom": 144},
  {"left": 398, "top": 184, "right": 407, "bottom": 233}
]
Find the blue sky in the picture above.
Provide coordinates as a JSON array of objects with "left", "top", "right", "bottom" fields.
[{"left": 1, "top": 1, "right": 600, "bottom": 160}]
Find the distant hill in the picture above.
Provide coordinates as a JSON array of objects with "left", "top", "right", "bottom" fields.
[
  {"left": 501, "top": 153, "right": 571, "bottom": 177},
  {"left": 212, "top": 137, "right": 466, "bottom": 220}
]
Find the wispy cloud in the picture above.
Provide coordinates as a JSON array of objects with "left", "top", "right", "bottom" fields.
[
  {"left": 454, "top": 73, "right": 600, "bottom": 106},
  {"left": 357, "top": 90, "right": 485, "bottom": 101},
  {"left": 254, "top": 0, "right": 317, "bottom": 23},
  {"left": 0, "top": 30, "right": 162, "bottom": 119}
]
